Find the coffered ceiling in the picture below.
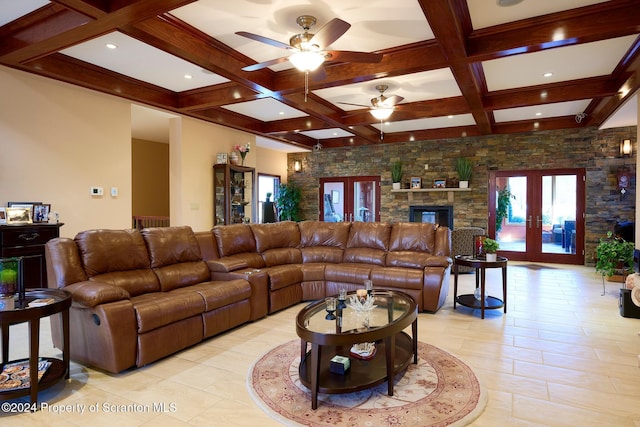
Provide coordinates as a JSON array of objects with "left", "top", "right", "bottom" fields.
[{"left": 1, "top": 0, "right": 638, "bottom": 150}]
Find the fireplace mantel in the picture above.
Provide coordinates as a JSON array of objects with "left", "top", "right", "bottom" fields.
[{"left": 391, "top": 187, "right": 471, "bottom": 203}]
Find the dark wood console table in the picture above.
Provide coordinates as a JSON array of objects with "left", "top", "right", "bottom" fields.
[{"left": 0, "top": 223, "right": 63, "bottom": 288}]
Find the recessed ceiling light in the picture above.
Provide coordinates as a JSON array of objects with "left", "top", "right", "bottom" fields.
[
  {"left": 540, "top": 90, "right": 548, "bottom": 98},
  {"left": 543, "top": 72, "right": 553, "bottom": 78},
  {"left": 279, "top": 111, "right": 285, "bottom": 115},
  {"left": 448, "top": 115, "right": 454, "bottom": 119},
  {"left": 105, "top": 43, "right": 117, "bottom": 49},
  {"left": 497, "top": 0, "right": 524, "bottom": 6},
  {"left": 535, "top": 112, "right": 542, "bottom": 116},
  {"left": 184, "top": 74, "right": 192, "bottom": 79}
]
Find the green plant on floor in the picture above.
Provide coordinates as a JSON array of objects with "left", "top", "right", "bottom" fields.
[
  {"left": 483, "top": 238, "right": 499, "bottom": 253},
  {"left": 275, "top": 182, "right": 302, "bottom": 221},
  {"left": 496, "top": 186, "right": 514, "bottom": 232},
  {"left": 455, "top": 157, "right": 473, "bottom": 182},
  {"left": 391, "top": 160, "right": 403, "bottom": 183},
  {"left": 595, "top": 231, "right": 634, "bottom": 278}
]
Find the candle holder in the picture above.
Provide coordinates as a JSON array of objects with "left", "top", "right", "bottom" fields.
[{"left": 325, "top": 297, "right": 337, "bottom": 320}]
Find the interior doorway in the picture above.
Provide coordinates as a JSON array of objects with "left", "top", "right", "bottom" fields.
[
  {"left": 488, "top": 169, "right": 585, "bottom": 264},
  {"left": 258, "top": 173, "right": 280, "bottom": 223}
]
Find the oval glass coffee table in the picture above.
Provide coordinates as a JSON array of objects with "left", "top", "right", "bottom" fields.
[{"left": 295, "top": 290, "right": 418, "bottom": 410}]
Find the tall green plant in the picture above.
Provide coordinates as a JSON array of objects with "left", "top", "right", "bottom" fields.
[
  {"left": 595, "top": 231, "right": 634, "bottom": 277},
  {"left": 391, "top": 160, "right": 403, "bottom": 183},
  {"left": 275, "top": 182, "right": 302, "bottom": 221},
  {"left": 455, "top": 157, "right": 473, "bottom": 181},
  {"left": 496, "top": 186, "right": 514, "bottom": 232}
]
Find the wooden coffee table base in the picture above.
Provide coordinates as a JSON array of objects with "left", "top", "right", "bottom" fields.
[{"left": 299, "top": 331, "right": 415, "bottom": 408}]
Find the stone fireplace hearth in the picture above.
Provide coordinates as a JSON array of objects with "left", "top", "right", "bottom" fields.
[{"left": 409, "top": 205, "right": 453, "bottom": 229}]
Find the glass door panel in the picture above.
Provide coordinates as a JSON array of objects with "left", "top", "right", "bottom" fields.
[
  {"left": 542, "top": 174, "right": 577, "bottom": 254},
  {"left": 495, "top": 175, "right": 527, "bottom": 253},
  {"left": 320, "top": 177, "right": 380, "bottom": 222},
  {"left": 353, "top": 178, "right": 377, "bottom": 222},
  {"left": 321, "top": 181, "right": 345, "bottom": 222}
]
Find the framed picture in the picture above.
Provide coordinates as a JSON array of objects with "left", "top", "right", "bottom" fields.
[
  {"left": 33, "top": 203, "right": 51, "bottom": 223},
  {"left": 216, "top": 152, "right": 228, "bottom": 164},
  {"left": 0, "top": 207, "right": 5, "bottom": 224},
  {"left": 6, "top": 207, "right": 32, "bottom": 224},
  {"left": 410, "top": 177, "right": 422, "bottom": 189},
  {"left": 433, "top": 179, "right": 447, "bottom": 188}
]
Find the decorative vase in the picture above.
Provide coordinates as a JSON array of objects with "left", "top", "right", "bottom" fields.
[
  {"left": 392, "top": 182, "right": 401, "bottom": 190},
  {"left": 229, "top": 152, "right": 239, "bottom": 165},
  {"left": 459, "top": 180, "right": 469, "bottom": 188},
  {"left": 486, "top": 253, "right": 497, "bottom": 262},
  {"left": 240, "top": 152, "right": 247, "bottom": 166}
]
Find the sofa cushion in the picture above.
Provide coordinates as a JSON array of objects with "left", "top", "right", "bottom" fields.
[
  {"left": 343, "top": 247, "right": 386, "bottom": 266},
  {"left": 347, "top": 222, "right": 391, "bottom": 251},
  {"left": 153, "top": 261, "right": 212, "bottom": 292},
  {"left": 324, "top": 263, "right": 372, "bottom": 284},
  {"left": 301, "top": 246, "right": 344, "bottom": 263},
  {"left": 261, "top": 248, "right": 302, "bottom": 267},
  {"left": 213, "top": 223, "right": 256, "bottom": 257},
  {"left": 370, "top": 267, "right": 424, "bottom": 291},
  {"left": 299, "top": 221, "right": 351, "bottom": 248},
  {"left": 142, "top": 226, "right": 202, "bottom": 268},
  {"left": 173, "top": 279, "right": 251, "bottom": 311},
  {"left": 265, "top": 265, "right": 303, "bottom": 291},
  {"left": 75, "top": 229, "right": 159, "bottom": 296},
  {"left": 389, "top": 222, "right": 436, "bottom": 253},
  {"left": 131, "top": 291, "right": 205, "bottom": 333},
  {"left": 250, "top": 222, "right": 300, "bottom": 253}
]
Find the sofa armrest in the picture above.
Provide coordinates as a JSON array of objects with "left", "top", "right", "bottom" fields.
[
  {"left": 425, "top": 255, "right": 453, "bottom": 268},
  {"left": 64, "top": 281, "right": 130, "bottom": 308},
  {"left": 206, "top": 258, "right": 249, "bottom": 273}
]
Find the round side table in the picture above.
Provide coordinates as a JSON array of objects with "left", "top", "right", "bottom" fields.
[{"left": 453, "top": 255, "right": 508, "bottom": 319}]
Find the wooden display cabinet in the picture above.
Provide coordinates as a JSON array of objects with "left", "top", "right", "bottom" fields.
[{"left": 213, "top": 164, "right": 255, "bottom": 225}]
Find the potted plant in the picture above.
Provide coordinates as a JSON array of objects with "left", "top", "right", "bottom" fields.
[
  {"left": 455, "top": 157, "right": 473, "bottom": 188},
  {"left": 483, "top": 238, "right": 499, "bottom": 262},
  {"left": 275, "top": 182, "right": 302, "bottom": 221},
  {"left": 496, "top": 186, "right": 514, "bottom": 233},
  {"left": 391, "top": 160, "right": 403, "bottom": 190},
  {"left": 595, "top": 231, "right": 634, "bottom": 282}
]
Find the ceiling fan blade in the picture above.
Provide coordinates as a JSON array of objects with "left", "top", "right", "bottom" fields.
[
  {"left": 241, "top": 56, "right": 289, "bottom": 72},
  {"left": 337, "top": 101, "right": 371, "bottom": 108},
  {"left": 309, "top": 18, "right": 350, "bottom": 49},
  {"left": 235, "top": 31, "right": 292, "bottom": 50},
  {"left": 381, "top": 95, "right": 405, "bottom": 107},
  {"left": 326, "top": 50, "right": 383, "bottom": 63}
]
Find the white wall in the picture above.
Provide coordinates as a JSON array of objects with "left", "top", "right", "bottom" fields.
[{"left": 0, "top": 66, "right": 290, "bottom": 237}]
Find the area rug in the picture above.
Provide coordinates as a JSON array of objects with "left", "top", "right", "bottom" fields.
[{"left": 247, "top": 340, "right": 487, "bottom": 427}]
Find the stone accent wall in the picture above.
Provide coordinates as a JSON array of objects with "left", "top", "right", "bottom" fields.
[{"left": 287, "top": 126, "right": 636, "bottom": 265}]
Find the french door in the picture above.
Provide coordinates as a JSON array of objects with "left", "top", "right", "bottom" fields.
[
  {"left": 488, "top": 169, "right": 585, "bottom": 264},
  {"left": 319, "top": 176, "right": 380, "bottom": 222}
]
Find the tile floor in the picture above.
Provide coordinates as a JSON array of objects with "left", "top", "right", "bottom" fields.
[{"left": 1, "top": 262, "right": 640, "bottom": 426}]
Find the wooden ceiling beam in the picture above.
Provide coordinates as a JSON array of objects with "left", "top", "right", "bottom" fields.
[
  {"left": 467, "top": 0, "right": 640, "bottom": 62},
  {"left": 0, "top": 0, "right": 196, "bottom": 64}
]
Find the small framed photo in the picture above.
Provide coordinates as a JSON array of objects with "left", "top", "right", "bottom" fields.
[
  {"left": 0, "top": 207, "right": 5, "bottom": 224},
  {"left": 410, "top": 177, "right": 422, "bottom": 189},
  {"left": 433, "top": 179, "right": 447, "bottom": 188},
  {"left": 216, "top": 152, "right": 228, "bottom": 164},
  {"left": 33, "top": 203, "right": 51, "bottom": 223},
  {"left": 6, "top": 207, "right": 32, "bottom": 224}
]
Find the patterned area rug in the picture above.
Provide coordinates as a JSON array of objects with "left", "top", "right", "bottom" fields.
[{"left": 247, "top": 340, "right": 487, "bottom": 427}]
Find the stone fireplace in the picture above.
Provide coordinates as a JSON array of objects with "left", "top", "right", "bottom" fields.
[{"left": 409, "top": 205, "right": 453, "bottom": 229}]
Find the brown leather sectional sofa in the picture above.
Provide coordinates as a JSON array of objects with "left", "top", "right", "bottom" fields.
[{"left": 45, "top": 221, "right": 451, "bottom": 373}]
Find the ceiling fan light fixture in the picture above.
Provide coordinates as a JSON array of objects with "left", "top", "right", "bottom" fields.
[
  {"left": 289, "top": 51, "right": 325, "bottom": 72},
  {"left": 370, "top": 108, "right": 393, "bottom": 120}
]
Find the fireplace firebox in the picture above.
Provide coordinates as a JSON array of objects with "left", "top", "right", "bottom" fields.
[{"left": 409, "top": 205, "right": 453, "bottom": 229}]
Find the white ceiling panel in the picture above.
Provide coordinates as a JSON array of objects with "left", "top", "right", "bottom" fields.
[
  {"left": 60, "top": 32, "right": 229, "bottom": 91},
  {"left": 298, "top": 128, "right": 355, "bottom": 140},
  {"left": 314, "top": 69, "right": 461, "bottom": 110},
  {"left": 468, "top": 0, "right": 609, "bottom": 30},
  {"left": 171, "top": 0, "right": 434, "bottom": 71},
  {"left": 0, "top": 0, "right": 49, "bottom": 27},
  {"left": 221, "top": 98, "right": 308, "bottom": 122},
  {"left": 373, "top": 114, "right": 476, "bottom": 133},
  {"left": 494, "top": 100, "right": 591, "bottom": 122},
  {"left": 483, "top": 35, "right": 638, "bottom": 92}
]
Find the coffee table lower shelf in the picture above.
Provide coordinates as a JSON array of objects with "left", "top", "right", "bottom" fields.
[
  {"left": 456, "top": 294, "right": 504, "bottom": 311},
  {"left": 0, "top": 357, "right": 67, "bottom": 402},
  {"left": 298, "top": 331, "right": 413, "bottom": 394}
]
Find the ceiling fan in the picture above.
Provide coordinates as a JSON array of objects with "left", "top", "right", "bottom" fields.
[
  {"left": 236, "top": 15, "right": 383, "bottom": 100},
  {"left": 338, "top": 85, "right": 404, "bottom": 139}
]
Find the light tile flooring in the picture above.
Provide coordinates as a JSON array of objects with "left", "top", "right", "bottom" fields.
[{"left": 2, "top": 262, "right": 640, "bottom": 426}]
